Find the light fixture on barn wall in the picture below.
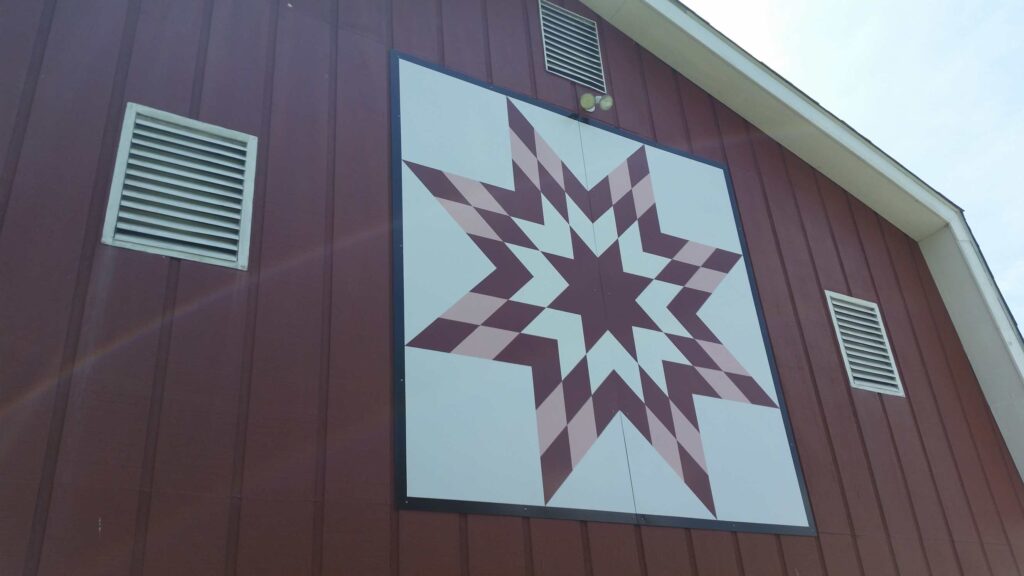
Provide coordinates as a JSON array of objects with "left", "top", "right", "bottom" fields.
[{"left": 579, "top": 92, "right": 614, "bottom": 113}]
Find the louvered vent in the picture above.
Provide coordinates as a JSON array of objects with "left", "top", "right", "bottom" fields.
[
  {"left": 102, "top": 103, "right": 257, "bottom": 269},
  {"left": 539, "top": 0, "right": 607, "bottom": 93},
  {"left": 825, "top": 291, "right": 904, "bottom": 396}
]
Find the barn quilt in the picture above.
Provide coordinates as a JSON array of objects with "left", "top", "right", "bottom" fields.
[{"left": 394, "top": 57, "right": 812, "bottom": 532}]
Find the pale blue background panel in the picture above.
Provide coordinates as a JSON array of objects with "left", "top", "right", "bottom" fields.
[{"left": 397, "top": 58, "right": 809, "bottom": 531}]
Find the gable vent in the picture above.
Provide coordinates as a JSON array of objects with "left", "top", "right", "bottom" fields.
[
  {"left": 102, "top": 103, "right": 257, "bottom": 269},
  {"left": 539, "top": 0, "right": 607, "bottom": 93},
  {"left": 825, "top": 291, "right": 904, "bottom": 396}
]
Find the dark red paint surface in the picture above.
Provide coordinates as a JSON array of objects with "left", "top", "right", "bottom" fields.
[{"left": 0, "top": 0, "right": 1022, "bottom": 574}]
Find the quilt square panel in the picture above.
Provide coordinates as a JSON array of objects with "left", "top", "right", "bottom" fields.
[{"left": 393, "top": 56, "right": 812, "bottom": 533}]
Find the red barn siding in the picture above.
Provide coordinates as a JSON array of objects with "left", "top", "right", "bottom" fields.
[{"left": 0, "top": 0, "right": 1022, "bottom": 574}]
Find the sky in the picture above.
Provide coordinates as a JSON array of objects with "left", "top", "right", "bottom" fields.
[{"left": 681, "top": 0, "right": 1024, "bottom": 329}]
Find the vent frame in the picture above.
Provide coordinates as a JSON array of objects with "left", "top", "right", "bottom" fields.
[
  {"left": 825, "top": 290, "right": 905, "bottom": 397},
  {"left": 539, "top": 0, "right": 607, "bottom": 93},
  {"left": 101, "top": 103, "right": 258, "bottom": 270}
]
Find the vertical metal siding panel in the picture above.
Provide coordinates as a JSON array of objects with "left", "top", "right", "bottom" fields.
[
  {"left": 399, "top": 511, "right": 463, "bottom": 576},
  {"left": 0, "top": 0, "right": 128, "bottom": 477},
  {"left": 324, "top": 501, "right": 393, "bottom": 575},
  {"left": 817, "top": 182, "right": 921, "bottom": 576},
  {"left": 221, "top": 1, "right": 281, "bottom": 573},
  {"left": 639, "top": 526, "right": 696, "bottom": 576},
  {"left": 323, "top": 27, "right": 394, "bottom": 576},
  {"left": 955, "top": 539, "right": 996, "bottom": 576},
  {"left": 121, "top": 0, "right": 209, "bottom": 115},
  {"left": 996, "top": 430, "right": 1024, "bottom": 529},
  {"left": 38, "top": 1, "right": 211, "bottom": 573},
  {"left": 691, "top": 530, "right": 742, "bottom": 576},
  {"left": 40, "top": 247, "right": 168, "bottom": 576},
  {"left": 441, "top": 0, "right": 488, "bottom": 79},
  {"left": 467, "top": 516, "right": 528, "bottom": 576},
  {"left": 639, "top": 52, "right": 689, "bottom": 152},
  {"left": 674, "top": 77, "right": 725, "bottom": 163},
  {"left": 882, "top": 534, "right": 933, "bottom": 576},
  {"left": 141, "top": 1, "right": 276, "bottom": 573},
  {"left": 393, "top": 0, "right": 441, "bottom": 62},
  {"left": 0, "top": 0, "right": 131, "bottom": 574},
  {"left": 912, "top": 244, "right": 1024, "bottom": 568},
  {"left": 908, "top": 235, "right": 1024, "bottom": 560},
  {"left": 147, "top": 490, "right": 225, "bottom": 576},
  {"left": 235, "top": 1, "right": 332, "bottom": 573},
  {"left": 779, "top": 151, "right": 901, "bottom": 576},
  {"left": 819, "top": 185, "right": 919, "bottom": 504},
  {"left": 852, "top": 533, "right": 899, "bottom": 576},
  {"left": 746, "top": 123, "right": 941, "bottom": 576},
  {"left": 756, "top": 135, "right": 887, "bottom": 538},
  {"left": 872, "top": 230, "right": 966, "bottom": 541},
  {"left": 925, "top": 541, "right": 968, "bottom": 576},
  {"left": 779, "top": 535, "right": 826, "bottom": 576},
  {"left": 699, "top": 95, "right": 850, "bottom": 535},
  {"left": 594, "top": 25, "right": 650, "bottom": 138},
  {"left": 880, "top": 222, "right": 1009, "bottom": 562},
  {"left": 909, "top": 242, "right": 1024, "bottom": 565},
  {"left": 312, "top": 0, "right": 337, "bottom": 568},
  {"left": 811, "top": 158, "right": 978, "bottom": 565},
  {"left": 996, "top": 436, "right": 1024, "bottom": 512},
  {"left": 842, "top": 207, "right": 964, "bottom": 576},
  {"left": 142, "top": 492, "right": 230, "bottom": 575},
  {"left": 984, "top": 543, "right": 1019, "bottom": 576},
  {"left": 915, "top": 239, "right": 1024, "bottom": 546},
  {"left": 238, "top": 499, "right": 317, "bottom": 575},
  {"left": 530, "top": 520, "right": 586, "bottom": 576},
  {"left": 485, "top": 0, "right": 533, "bottom": 94},
  {"left": 195, "top": 0, "right": 277, "bottom": 136},
  {"left": 821, "top": 194, "right": 929, "bottom": 575},
  {"left": 0, "top": 1, "right": 49, "bottom": 202},
  {"left": 241, "top": 0, "right": 330, "bottom": 494},
  {"left": 736, "top": 533, "right": 785, "bottom": 576},
  {"left": 587, "top": 523, "right": 643, "bottom": 576},
  {"left": 818, "top": 533, "right": 863, "bottom": 576},
  {"left": 149, "top": 220, "right": 244, "bottom": 484},
  {"left": 771, "top": 145, "right": 896, "bottom": 543},
  {"left": 339, "top": 0, "right": 389, "bottom": 40}
]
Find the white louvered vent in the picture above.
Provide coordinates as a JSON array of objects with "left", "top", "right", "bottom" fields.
[
  {"left": 539, "top": 0, "right": 607, "bottom": 93},
  {"left": 102, "top": 103, "right": 257, "bottom": 269},
  {"left": 825, "top": 291, "right": 905, "bottom": 396}
]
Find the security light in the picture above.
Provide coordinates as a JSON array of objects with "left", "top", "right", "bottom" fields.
[{"left": 579, "top": 92, "right": 614, "bottom": 113}]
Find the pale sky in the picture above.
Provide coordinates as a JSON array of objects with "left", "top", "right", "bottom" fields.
[{"left": 682, "top": 0, "right": 1024, "bottom": 329}]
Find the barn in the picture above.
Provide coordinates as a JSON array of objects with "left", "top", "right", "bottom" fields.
[{"left": 1, "top": 0, "right": 1023, "bottom": 574}]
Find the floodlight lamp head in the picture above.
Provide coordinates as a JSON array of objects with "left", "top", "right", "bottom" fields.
[{"left": 579, "top": 92, "right": 614, "bottom": 113}]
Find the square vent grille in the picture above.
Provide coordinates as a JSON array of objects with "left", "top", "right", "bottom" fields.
[
  {"left": 101, "top": 103, "right": 257, "bottom": 269},
  {"left": 539, "top": 0, "right": 607, "bottom": 93},
  {"left": 825, "top": 291, "right": 905, "bottom": 396}
]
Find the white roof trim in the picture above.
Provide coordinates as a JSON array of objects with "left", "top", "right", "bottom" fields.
[{"left": 582, "top": 0, "right": 1024, "bottom": 477}]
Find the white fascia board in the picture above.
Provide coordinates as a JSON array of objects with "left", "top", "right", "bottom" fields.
[{"left": 584, "top": 0, "right": 1024, "bottom": 476}]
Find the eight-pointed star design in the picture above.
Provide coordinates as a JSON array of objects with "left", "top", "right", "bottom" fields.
[{"left": 404, "top": 100, "right": 776, "bottom": 515}]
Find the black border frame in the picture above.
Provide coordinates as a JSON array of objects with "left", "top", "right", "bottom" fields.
[{"left": 391, "top": 51, "right": 816, "bottom": 536}]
